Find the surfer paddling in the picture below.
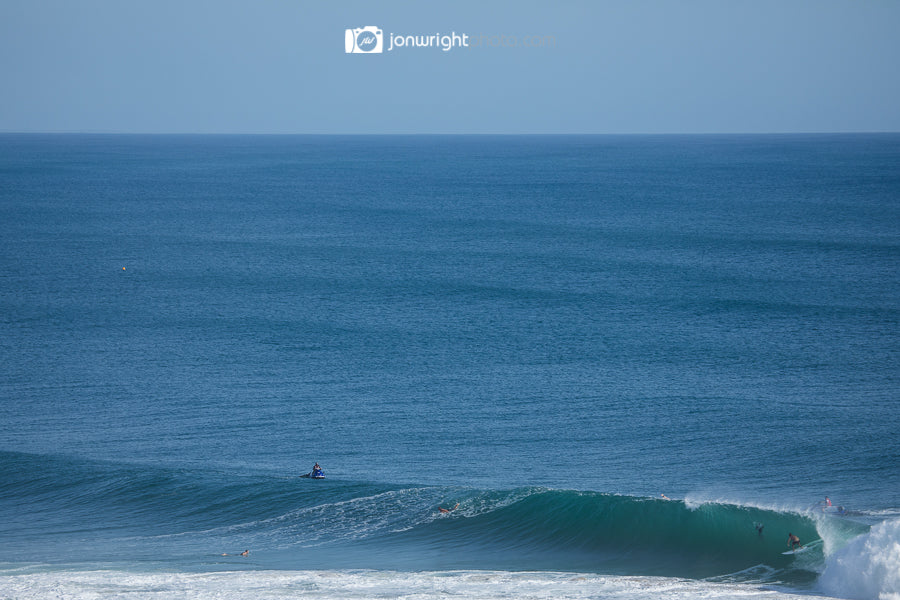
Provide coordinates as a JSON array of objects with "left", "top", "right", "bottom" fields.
[
  {"left": 438, "top": 503, "right": 459, "bottom": 513},
  {"left": 221, "top": 549, "right": 249, "bottom": 556}
]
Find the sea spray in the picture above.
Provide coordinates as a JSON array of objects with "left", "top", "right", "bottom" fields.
[{"left": 818, "top": 519, "right": 900, "bottom": 600}]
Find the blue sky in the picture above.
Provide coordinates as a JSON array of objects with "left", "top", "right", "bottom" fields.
[{"left": 1, "top": 0, "right": 898, "bottom": 133}]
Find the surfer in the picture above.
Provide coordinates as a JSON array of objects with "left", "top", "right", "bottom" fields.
[
  {"left": 787, "top": 533, "right": 801, "bottom": 550},
  {"left": 438, "top": 503, "right": 459, "bottom": 513},
  {"left": 221, "top": 549, "right": 249, "bottom": 556},
  {"left": 660, "top": 494, "right": 670, "bottom": 500},
  {"left": 754, "top": 522, "right": 764, "bottom": 535}
]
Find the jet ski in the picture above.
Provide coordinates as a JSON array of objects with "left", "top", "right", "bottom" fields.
[{"left": 301, "top": 466, "right": 325, "bottom": 479}]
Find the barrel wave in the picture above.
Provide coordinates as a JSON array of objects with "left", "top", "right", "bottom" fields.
[{"left": 0, "top": 451, "right": 873, "bottom": 584}]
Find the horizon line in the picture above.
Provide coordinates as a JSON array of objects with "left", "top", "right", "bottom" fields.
[{"left": 2, "top": 130, "right": 899, "bottom": 136}]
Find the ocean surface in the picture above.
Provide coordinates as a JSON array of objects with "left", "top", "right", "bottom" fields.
[{"left": 0, "top": 133, "right": 898, "bottom": 600}]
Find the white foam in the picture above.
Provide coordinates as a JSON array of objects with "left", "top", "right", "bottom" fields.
[
  {"left": 0, "top": 569, "right": 843, "bottom": 600},
  {"left": 682, "top": 492, "right": 810, "bottom": 516},
  {"left": 818, "top": 519, "right": 900, "bottom": 600}
]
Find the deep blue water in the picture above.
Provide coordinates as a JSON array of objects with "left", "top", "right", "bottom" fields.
[{"left": 0, "top": 134, "right": 898, "bottom": 599}]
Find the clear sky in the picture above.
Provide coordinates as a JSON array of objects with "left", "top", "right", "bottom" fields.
[{"left": 1, "top": 0, "right": 898, "bottom": 134}]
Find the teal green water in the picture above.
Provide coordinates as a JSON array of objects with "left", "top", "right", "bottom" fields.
[{"left": 0, "top": 134, "right": 898, "bottom": 598}]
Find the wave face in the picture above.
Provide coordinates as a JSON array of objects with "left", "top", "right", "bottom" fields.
[{"left": 0, "top": 451, "right": 874, "bottom": 584}]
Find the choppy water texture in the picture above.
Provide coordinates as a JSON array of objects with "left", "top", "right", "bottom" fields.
[{"left": 1, "top": 134, "right": 898, "bottom": 599}]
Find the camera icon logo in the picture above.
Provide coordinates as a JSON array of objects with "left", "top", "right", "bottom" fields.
[{"left": 345, "top": 26, "right": 383, "bottom": 54}]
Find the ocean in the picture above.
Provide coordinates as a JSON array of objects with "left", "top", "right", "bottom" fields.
[{"left": 0, "top": 133, "right": 898, "bottom": 599}]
